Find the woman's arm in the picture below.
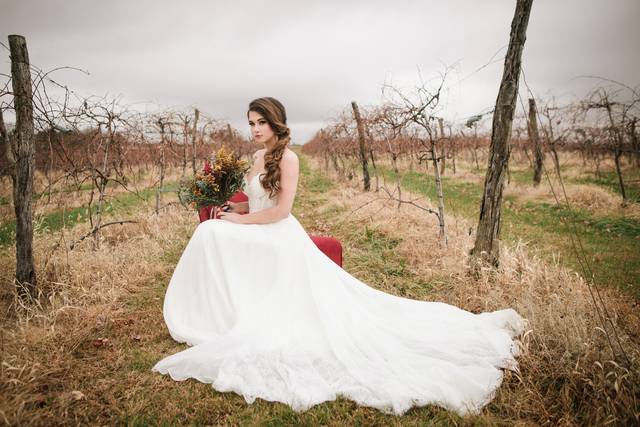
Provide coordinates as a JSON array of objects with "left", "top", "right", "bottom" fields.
[{"left": 220, "top": 152, "right": 299, "bottom": 224}]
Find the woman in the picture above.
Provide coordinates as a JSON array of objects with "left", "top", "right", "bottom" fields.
[{"left": 152, "top": 97, "right": 526, "bottom": 416}]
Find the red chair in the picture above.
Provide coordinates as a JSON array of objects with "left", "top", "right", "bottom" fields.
[{"left": 198, "top": 192, "right": 343, "bottom": 268}]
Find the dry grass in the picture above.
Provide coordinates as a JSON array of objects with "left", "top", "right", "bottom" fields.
[
  {"left": 1, "top": 157, "right": 638, "bottom": 425},
  {"left": 0, "top": 165, "right": 185, "bottom": 219},
  {"left": 505, "top": 180, "right": 640, "bottom": 220},
  {"left": 315, "top": 158, "right": 640, "bottom": 425},
  {"left": 372, "top": 153, "right": 640, "bottom": 220},
  {"left": 0, "top": 201, "right": 195, "bottom": 425}
]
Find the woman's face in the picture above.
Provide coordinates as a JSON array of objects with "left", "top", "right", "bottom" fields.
[{"left": 248, "top": 110, "right": 275, "bottom": 145}]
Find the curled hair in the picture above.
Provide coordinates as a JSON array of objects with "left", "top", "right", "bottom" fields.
[{"left": 247, "top": 97, "right": 291, "bottom": 199}]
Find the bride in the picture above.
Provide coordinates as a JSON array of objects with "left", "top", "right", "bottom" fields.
[{"left": 152, "top": 97, "right": 526, "bottom": 416}]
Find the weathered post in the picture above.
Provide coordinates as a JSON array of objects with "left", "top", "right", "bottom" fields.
[
  {"left": 438, "top": 117, "right": 446, "bottom": 175},
  {"left": 3, "top": 35, "right": 37, "bottom": 297},
  {"left": 429, "top": 131, "right": 447, "bottom": 246},
  {"left": 603, "top": 96, "right": 628, "bottom": 204},
  {"left": 191, "top": 108, "right": 199, "bottom": 174},
  {"left": 226, "top": 123, "right": 233, "bottom": 144},
  {"left": 181, "top": 116, "right": 189, "bottom": 176},
  {"left": 155, "top": 118, "right": 167, "bottom": 214},
  {"left": 630, "top": 118, "right": 639, "bottom": 168},
  {"left": 471, "top": 0, "right": 533, "bottom": 266},
  {"left": 527, "top": 98, "right": 544, "bottom": 186},
  {"left": 351, "top": 101, "right": 371, "bottom": 191},
  {"left": 449, "top": 125, "right": 457, "bottom": 174}
]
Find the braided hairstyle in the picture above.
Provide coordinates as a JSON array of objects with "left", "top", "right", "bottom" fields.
[{"left": 247, "top": 97, "right": 291, "bottom": 199}]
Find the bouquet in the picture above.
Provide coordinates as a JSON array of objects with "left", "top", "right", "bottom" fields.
[{"left": 179, "top": 146, "right": 249, "bottom": 214}]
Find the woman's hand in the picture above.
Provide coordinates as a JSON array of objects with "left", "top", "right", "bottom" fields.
[
  {"left": 218, "top": 211, "right": 246, "bottom": 224},
  {"left": 221, "top": 201, "right": 249, "bottom": 214}
]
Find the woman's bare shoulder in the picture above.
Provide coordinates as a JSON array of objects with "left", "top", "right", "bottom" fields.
[
  {"left": 252, "top": 148, "right": 266, "bottom": 161},
  {"left": 281, "top": 149, "right": 299, "bottom": 173},
  {"left": 283, "top": 148, "right": 298, "bottom": 161}
]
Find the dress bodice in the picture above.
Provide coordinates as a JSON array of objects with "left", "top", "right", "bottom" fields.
[{"left": 243, "top": 172, "right": 277, "bottom": 213}]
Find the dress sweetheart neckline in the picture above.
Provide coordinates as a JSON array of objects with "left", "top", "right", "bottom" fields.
[{"left": 246, "top": 170, "right": 265, "bottom": 184}]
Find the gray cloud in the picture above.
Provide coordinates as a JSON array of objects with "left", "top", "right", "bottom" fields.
[{"left": 1, "top": 0, "right": 638, "bottom": 143}]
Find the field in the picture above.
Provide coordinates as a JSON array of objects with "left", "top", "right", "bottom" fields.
[
  {"left": 370, "top": 152, "right": 640, "bottom": 298},
  {"left": 0, "top": 147, "right": 639, "bottom": 426}
]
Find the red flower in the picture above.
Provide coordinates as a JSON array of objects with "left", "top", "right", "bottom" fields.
[{"left": 203, "top": 160, "right": 212, "bottom": 174}]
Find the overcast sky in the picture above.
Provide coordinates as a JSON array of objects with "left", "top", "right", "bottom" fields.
[{"left": 1, "top": 0, "right": 638, "bottom": 143}]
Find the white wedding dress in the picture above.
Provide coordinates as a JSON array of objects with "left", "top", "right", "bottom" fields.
[{"left": 152, "top": 172, "right": 526, "bottom": 416}]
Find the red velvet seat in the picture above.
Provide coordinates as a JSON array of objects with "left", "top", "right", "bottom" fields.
[{"left": 198, "top": 192, "right": 343, "bottom": 268}]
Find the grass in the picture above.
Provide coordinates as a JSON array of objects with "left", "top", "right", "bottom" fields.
[
  {"left": 304, "top": 156, "right": 640, "bottom": 425},
  {"left": 297, "top": 152, "right": 434, "bottom": 301},
  {"left": 508, "top": 163, "right": 640, "bottom": 203},
  {"left": 0, "top": 182, "right": 178, "bottom": 246},
  {"left": 114, "top": 157, "right": 464, "bottom": 426},
  {"left": 505, "top": 167, "right": 537, "bottom": 185},
  {"left": 2, "top": 156, "right": 639, "bottom": 426},
  {"left": 376, "top": 165, "right": 640, "bottom": 298},
  {"left": 3, "top": 156, "right": 465, "bottom": 425},
  {"left": 571, "top": 169, "right": 640, "bottom": 203}
]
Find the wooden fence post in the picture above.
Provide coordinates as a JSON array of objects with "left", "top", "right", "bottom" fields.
[
  {"left": 528, "top": 98, "right": 544, "bottom": 186},
  {"left": 5, "top": 35, "right": 37, "bottom": 297},
  {"left": 191, "top": 108, "right": 199, "bottom": 174},
  {"left": 471, "top": 0, "right": 533, "bottom": 266},
  {"left": 351, "top": 101, "right": 371, "bottom": 191}
]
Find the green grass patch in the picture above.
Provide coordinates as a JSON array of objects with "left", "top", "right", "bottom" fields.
[
  {"left": 340, "top": 224, "right": 433, "bottom": 299},
  {"left": 0, "top": 183, "right": 177, "bottom": 247},
  {"left": 293, "top": 154, "right": 334, "bottom": 217},
  {"left": 299, "top": 154, "right": 333, "bottom": 194},
  {"left": 378, "top": 166, "right": 640, "bottom": 298},
  {"left": 498, "top": 165, "right": 640, "bottom": 204},
  {"left": 129, "top": 349, "right": 159, "bottom": 372},
  {"left": 0, "top": 221, "right": 16, "bottom": 246},
  {"left": 571, "top": 170, "right": 640, "bottom": 203},
  {"left": 36, "top": 181, "right": 100, "bottom": 198},
  {"left": 509, "top": 202, "right": 640, "bottom": 239},
  {"left": 379, "top": 166, "right": 482, "bottom": 219},
  {"left": 508, "top": 167, "right": 538, "bottom": 185}
]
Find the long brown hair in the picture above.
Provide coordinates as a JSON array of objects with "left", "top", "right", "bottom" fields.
[{"left": 247, "top": 97, "right": 291, "bottom": 199}]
